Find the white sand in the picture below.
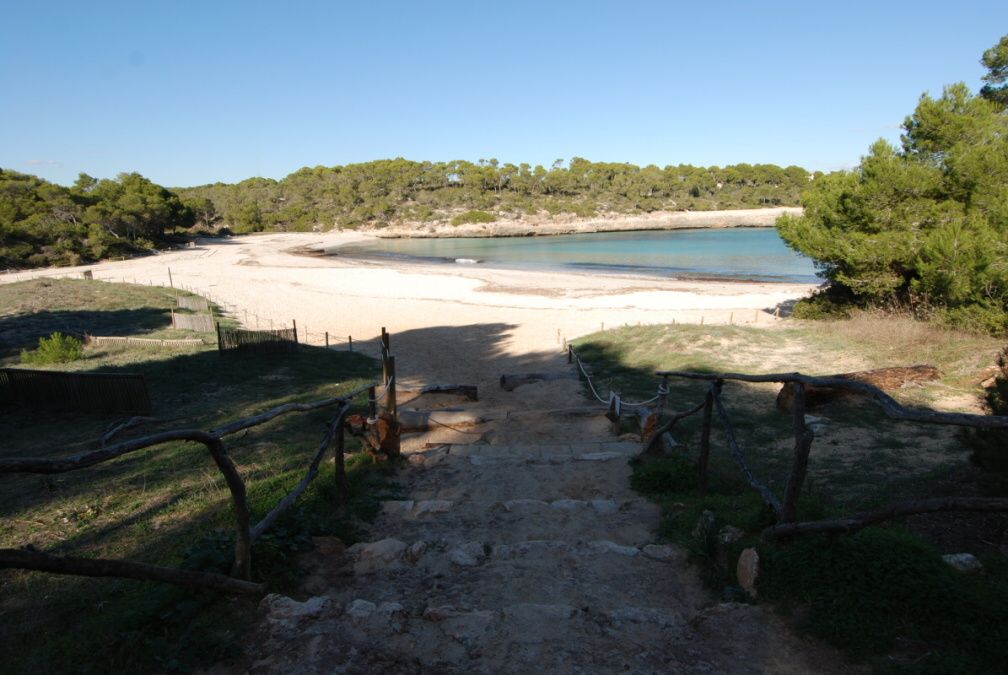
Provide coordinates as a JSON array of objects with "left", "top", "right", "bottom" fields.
[{"left": 3, "top": 231, "right": 817, "bottom": 382}]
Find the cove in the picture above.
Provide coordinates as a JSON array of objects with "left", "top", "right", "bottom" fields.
[{"left": 335, "top": 227, "right": 820, "bottom": 283}]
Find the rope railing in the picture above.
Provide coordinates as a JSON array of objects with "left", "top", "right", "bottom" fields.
[{"left": 569, "top": 346, "right": 667, "bottom": 409}]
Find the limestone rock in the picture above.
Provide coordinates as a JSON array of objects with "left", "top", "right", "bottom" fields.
[
  {"left": 642, "top": 544, "right": 683, "bottom": 563},
  {"left": 550, "top": 498, "right": 586, "bottom": 511},
  {"left": 503, "top": 498, "right": 548, "bottom": 512},
  {"left": 413, "top": 499, "right": 452, "bottom": 516},
  {"left": 350, "top": 537, "right": 407, "bottom": 573},
  {"left": 405, "top": 540, "right": 428, "bottom": 564},
  {"left": 381, "top": 500, "right": 415, "bottom": 516},
  {"left": 260, "top": 594, "right": 332, "bottom": 628},
  {"left": 736, "top": 548, "right": 760, "bottom": 597},
  {"left": 345, "top": 599, "right": 377, "bottom": 622},
  {"left": 609, "top": 606, "right": 682, "bottom": 628},
  {"left": 590, "top": 499, "right": 619, "bottom": 515},
  {"left": 942, "top": 552, "right": 984, "bottom": 573},
  {"left": 590, "top": 540, "right": 639, "bottom": 557},
  {"left": 575, "top": 451, "right": 625, "bottom": 462},
  {"left": 449, "top": 541, "right": 487, "bottom": 567}
]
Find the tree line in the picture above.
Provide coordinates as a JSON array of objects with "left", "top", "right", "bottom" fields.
[
  {"left": 175, "top": 158, "right": 814, "bottom": 233},
  {"left": 778, "top": 34, "right": 1008, "bottom": 334},
  {"left": 1, "top": 159, "right": 814, "bottom": 268}
]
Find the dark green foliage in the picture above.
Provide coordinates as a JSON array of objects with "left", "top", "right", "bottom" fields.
[
  {"left": 980, "top": 35, "right": 1008, "bottom": 110},
  {"left": 630, "top": 456, "right": 696, "bottom": 496},
  {"left": 778, "top": 36, "right": 1008, "bottom": 335},
  {"left": 0, "top": 169, "right": 193, "bottom": 268},
  {"left": 20, "top": 331, "right": 84, "bottom": 364},
  {"left": 450, "top": 209, "right": 497, "bottom": 226},
  {"left": 758, "top": 529, "right": 1008, "bottom": 672},
  {"left": 175, "top": 157, "right": 810, "bottom": 233}
]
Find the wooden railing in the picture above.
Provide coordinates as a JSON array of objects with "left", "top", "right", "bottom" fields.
[
  {"left": 0, "top": 383, "right": 375, "bottom": 595},
  {"left": 645, "top": 369, "right": 1008, "bottom": 538}
]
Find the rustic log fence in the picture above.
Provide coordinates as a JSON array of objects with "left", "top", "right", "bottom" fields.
[
  {"left": 0, "top": 368, "right": 152, "bottom": 414},
  {"left": 0, "top": 382, "right": 377, "bottom": 595},
  {"left": 567, "top": 345, "right": 1008, "bottom": 539}
]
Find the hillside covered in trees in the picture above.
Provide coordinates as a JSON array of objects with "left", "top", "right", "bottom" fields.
[
  {"left": 175, "top": 159, "right": 816, "bottom": 233},
  {"left": 0, "top": 170, "right": 193, "bottom": 269},
  {"left": 1, "top": 159, "right": 815, "bottom": 269},
  {"left": 778, "top": 34, "right": 1008, "bottom": 335}
]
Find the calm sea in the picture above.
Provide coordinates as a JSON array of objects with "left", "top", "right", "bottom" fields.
[{"left": 334, "top": 227, "right": 820, "bottom": 283}]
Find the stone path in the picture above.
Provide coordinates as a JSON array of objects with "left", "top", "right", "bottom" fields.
[{"left": 214, "top": 343, "right": 849, "bottom": 674}]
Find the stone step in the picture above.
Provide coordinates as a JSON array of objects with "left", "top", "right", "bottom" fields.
[
  {"left": 256, "top": 593, "right": 831, "bottom": 675},
  {"left": 410, "top": 441, "right": 640, "bottom": 467},
  {"left": 375, "top": 497, "right": 659, "bottom": 546}
]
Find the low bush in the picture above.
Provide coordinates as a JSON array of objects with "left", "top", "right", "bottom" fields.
[
  {"left": 20, "top": 332, "right": 84, "bottom": 364},
  {"left": 450, "top": 210, "right": 496, "bottom": 226}
]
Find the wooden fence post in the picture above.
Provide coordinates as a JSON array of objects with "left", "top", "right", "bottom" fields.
[
  {"left": 168, "top": 267, "right": 174, "bottom": 289},
  {"left": 368, "top": 386, "right": 377, "bottom": 420},
  {"left": 781, "top": 381, "right": 814, "bottom": 522},
  {"left": 567, "top": 345, "right": 573, "bottom": 364},
  {"left": 292, "top": 320, "right": 298, "bottom": 345},
  {"left": 348, "top": 335, "right": 353, "bottom": 352},
  {"left": 325, "top": 331, "right": 329, "bottom": 348},
  {"left": 387, "top": 355, "right": 400, "bottom": 457},
  {"left": 698, "top": 387, "right": 714, "bottom": 496}
]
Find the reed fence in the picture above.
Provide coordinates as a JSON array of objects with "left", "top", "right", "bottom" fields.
[
  {"left": 567, "top": 346, "right": 1008, "bottom": 538},
  {"left": 88, "top": 335, "right": 205, "bottom": 349},
  {"left": 176, "top": 295, "right": 209, "bottom": 312},
  {"left": 0, "top": 368, "right": 152, "bottom": 414},
  {"left": 216, "top": 324, "right": 298, "bottom": 354},
  {"left": 171, "top": 310, "right": 215, "bottom": 333}
]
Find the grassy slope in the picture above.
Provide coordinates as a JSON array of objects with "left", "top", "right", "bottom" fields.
[
  {"left": 573, "top": 316, "right": 1008, "bottom": 672},
  {"left": 0, "top": 279, "right": 389, "bottom": 673}
]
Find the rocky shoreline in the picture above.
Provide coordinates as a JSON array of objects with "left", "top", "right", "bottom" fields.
[{"left": 367, "top": 206, "right": 801, "bottom": 239}]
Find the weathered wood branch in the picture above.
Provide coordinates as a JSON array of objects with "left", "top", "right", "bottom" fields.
[
  {"left": 0, "top": 548, "right": 264, "bottom": 595},
  {"left": 0, "top": 429, "right": 221, "bottom": 474},
  {"left": 209, "top": 382, "right": 374, "bottom": 437},
  {"left": 763, "top": 498, "right": 1008, "bottom": 539},
  {"left": 641, "top": 399, "right": 707, "bottom": 455},
  {"left": 655, "top": 370, "right": 1008, "bottom": 430},
  {"left": 101, "top": 416, "right": 162, "bottom": 447},
  {"left": 250, "top": 402, "right": 351, "bottom": 541},
  {"left": 776, "top": 365, "right": 940, "bottom": 412},
  {"left": 711, "top": 384, "right": 784, "bottom": 514}
]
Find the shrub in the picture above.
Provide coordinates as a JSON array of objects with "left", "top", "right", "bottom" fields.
[
  {"left": 450, "top": 210, "right": 496, "bottom": 226},
  {"left": 968, "top": 346, "right": 1008, "bottom": 474},
  {"left": 20, "top": 332, "right": 84, "bottom": 364}
]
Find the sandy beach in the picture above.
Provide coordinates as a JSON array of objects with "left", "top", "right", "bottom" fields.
[{"left": 2, "top": 228, "right": 818, "bottom": 382}]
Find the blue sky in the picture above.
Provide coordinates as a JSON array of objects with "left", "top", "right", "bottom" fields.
[{"left": 2, "top": 1, "right": 1006, "bottom": 187}]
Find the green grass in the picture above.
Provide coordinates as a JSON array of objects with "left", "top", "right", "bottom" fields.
[
  {"left": 0, "top": 279, "right": 388, "bottom": 673},
  {"left": 588, "top": 316, "right": 1008, "bottom": 671}
]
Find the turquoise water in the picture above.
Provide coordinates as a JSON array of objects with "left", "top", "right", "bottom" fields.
[{"left": 336, "top": 227, "right": 820, "bottom": 283}]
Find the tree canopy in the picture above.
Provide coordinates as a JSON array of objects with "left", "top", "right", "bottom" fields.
[
  {"left": 777, "top": 35, "right": 1008, "bottom": 334},
  {"left": 0, "top": 170, "right": 193, "bottom": 268}
]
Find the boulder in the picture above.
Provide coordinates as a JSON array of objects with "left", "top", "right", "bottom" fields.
[
  {"left": 942, "top": 552, "right": 984, "bottom": 574},
  {"left": 349, "top": 537, "right": 407, "bottom": 573},
  {"left": 736, "top": 548, "right": 760, "bottom": 598}
]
